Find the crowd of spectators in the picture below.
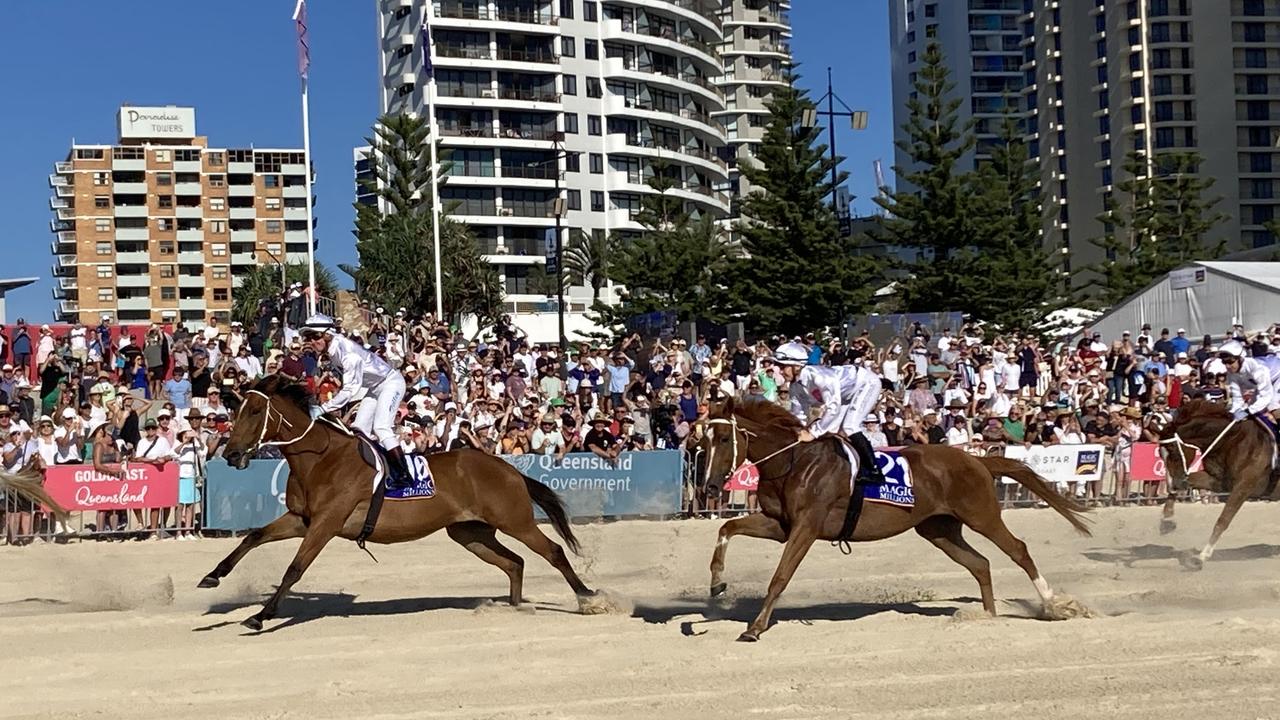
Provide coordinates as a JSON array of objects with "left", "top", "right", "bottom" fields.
[{"left": 1, "top": 299, "right": 1274, "bottom": 542}]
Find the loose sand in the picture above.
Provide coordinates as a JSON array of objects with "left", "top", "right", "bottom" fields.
[{"left": 4, "top": 503, "right": 1280, "bottom": 719}]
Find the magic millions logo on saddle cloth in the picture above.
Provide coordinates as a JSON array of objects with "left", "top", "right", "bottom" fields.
[
  {"left": 357, "top": 438, "right": 436, "bottom": 500},
  {"left": 863, "top": 449, "right": 915, "bottom": 508}
]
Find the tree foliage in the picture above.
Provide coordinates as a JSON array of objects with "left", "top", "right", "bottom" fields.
[
  {"left": 1080, "top": 150, "right": 1227, "bottom": 307},
  {"left": 232, "top": 261, "right": 338, "bottom": 327},
  {"left": 731, "top": 74, "right": 878, "bottom": 336},
  {"left": 348, "top": 113, "right": 503, "bottom": 324}
]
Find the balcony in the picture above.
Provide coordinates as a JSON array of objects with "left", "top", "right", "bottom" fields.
[
  {"left": 228, "top": 184, "right": 256, "bottom": 197},
  {"left": 227, "top": 161, "right": 254, "bottom": 174},
  {"left": 55, "top": 185, "right": 74, "bottom": 198},
  {"left": 176, "top": 206, "right": 203, "bottom": 219},
  {"left": 55, "top": 161, "right": 73, "bottom": 173},
  {"left": 437, "top": 44, "right": 492, "bottom": 60},
  {"left": 501, "top": 201, "right": 554, "bottom": 217},
  {"left": 498, "top": 125, "right": 559, "bottom": 141},
  {"left": 283, "top": 185, "right": 309, "bottom": 198},
  {"left": 113, "top": 205, "right": 148, "bottom": 218},
  {"left": 502, "top": 164, "right": 557, "bottom": 180},
  {"left": 175, "top": 181, "right": 202, "bottom": 195},
  {"left": 493, "top": 6, "right": 556, "bottom": 24},
  {"left": 57, "top": 230, "right": 77, "bottom": 244},
  {"left": 48, "top": 173, "right": 68, "bottom": 187},
  {"left": 496, "top": 47, "right": 555, "bottom": 63},
  {"left": 437, "top": 3, "right": 492, "bottom": 20},
  {"left": 54, "top": 255, "right": 77, "bottom": 273},
  {"left": 497, "top": 86, "right": 559, "bottom": 103},
  {"left": 111, "top": 158, "right": 146, "bottom": 172},
  {"left": 117, "top": 296, "right": 153, "bottom": 311},
  {"left": 59, "top": 300, "right": 79, "bottom": 315},
  {"left": 114, "top": 181, "right": 147, "bottom": 194},
  {"left": 116, "top": 273, "right": 152, "bottom": 288},
  {"left": 178, "top": 273, "right": 206, "bottom": 287},
  {"left": 115, "top": 228, "right": 149, "bottom": 241},
  {"left": 50, "top": 197, "right": 70, "bottom": 210},
  {"left": 176, "top": 229, "right": 204, "bottom": 242},
  {"left": 50, "top": 220, "right": 72, "bottom": 232},
  {"left": 55, "top": 207, "right": 76, "bottom": 220},
  {"left": 440, "top": 123, "right": 497, "bottom": 138},
  {"left": 179, "top": 297, "right": 208, "bottom": 311},
  {"left": 115, "top": 250, "right": 149, "bottom": 264},
  {"left": 284, "top": 206, "right": 310, "bottom": 221},
  {"left": 58, "top": 277, "right": 78, "bottom": 291},
  {"left": 230, "top": 229, "right": 258, "bottom": 243},
  {"left": 174, "top": 160, "right": 202, "bottom": 173},
  {"left": 230, "top": 207, "right": 256, "bottom": 220}
]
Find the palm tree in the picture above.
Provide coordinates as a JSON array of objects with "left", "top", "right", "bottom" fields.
[
  {"left": 232, "top": 261, "right": 338, "bottom": 327},
  {"left": 563, "top": 229, "right": 611, "bottom": 303}
]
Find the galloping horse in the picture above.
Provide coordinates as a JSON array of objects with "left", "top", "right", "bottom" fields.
[
  {"left": 201, "top": 375, "right": 601, "bottom": 630},
  {"left": 704, "top": 398, "right": 1091, "bottom": 641},
  {"left": 1159, "top": 399, "right": 1277, "bottom": 568}
]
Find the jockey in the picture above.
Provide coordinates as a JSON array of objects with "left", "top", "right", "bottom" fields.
[
  {"left": 1217, "top": 340, "right": 1274, "bottom": 422},
  {"left": 300, "top": 313, "right": 411, "bottom": 490},
  {"left": 773, "top": 342, "right": 885, "bottom": 485}
]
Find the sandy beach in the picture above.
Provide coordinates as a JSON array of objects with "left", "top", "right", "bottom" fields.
[{"left": 4, "top": 502, "right": 1280, "bottom": 719}]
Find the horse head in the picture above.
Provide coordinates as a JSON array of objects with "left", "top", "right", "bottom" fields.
[
  {"left": 222, "top": 374, "right": 315, "bottom": 470},
  {"left": 1159, "top": 399, "right": 1232, "bottom": 490},
  {"left": 703, "top": 396, "right": 749, "bottom": 488}
]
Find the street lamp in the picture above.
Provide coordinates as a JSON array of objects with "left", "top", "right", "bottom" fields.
[
  {"left": 801, "top": 67, "right": 869, "bottom": 205},
  {"left": 549, "top": 131, "right": 569, "bottom": 350}
]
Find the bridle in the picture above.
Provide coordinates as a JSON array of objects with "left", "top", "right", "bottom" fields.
[
  {"left": 705, "top": 414, "right": 802, "bottom": 481},
  {"left": 240, "top": 389, "right": 319, "bottom": 457},
  {"left": 1158, "top": 416, "right": 1240, "bottom": 483}
]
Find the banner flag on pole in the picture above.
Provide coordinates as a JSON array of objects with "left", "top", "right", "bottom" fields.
[
  {"left": 293, "top": 0, "right": 310, "bottom": 80},
  {"left": 420, "top": 15, "right": 434, "bottom": 79}
]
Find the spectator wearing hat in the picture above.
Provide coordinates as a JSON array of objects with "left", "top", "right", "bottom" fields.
[
  {"left": 163, "top": 366, "right": 193, "bottom": 410},
  {"left": 605, "top": 335, "right": 639, "bottom": 411},
  {"left": 863, "top": 418, "right": 888, "bottom": 449},
  {"left": 135, "top": 417, "right": 176, "bottom": 538},
  {"left": 53, "top": 406, "right": 83, "bottom": 465},
  {"left": 10, "top": 320, "right": 32, "bottom": 378},
  {"left": 173, "top": 424, "right": 204, "bottom": 540},
  {"left": 584, "top": 415, "right": 620, "bottom": 463}
]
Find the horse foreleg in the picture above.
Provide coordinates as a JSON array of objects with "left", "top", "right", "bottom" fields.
[
  {"left": 1159, "top": 494, "right": 1178, "bottom": 535},
  {"left": 242, "top": 517, "right": 341, "bottom": 631},
  {"left": 199, "top": 512, "right": 307, "bottom": 588},
  {"left": 738, "top": 520, "right": 818, "bottom": 642},
  {"left": 709, "top": 513, "right": 786, "bottom": 598}
]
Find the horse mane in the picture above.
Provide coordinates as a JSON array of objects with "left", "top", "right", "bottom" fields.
[
  {"left": 727, "top": 397, "right": 804, "bottom": 432},
  {"left": 1163, "top": 398, "right": 1232, "bottom": 437},
  {"left": 252, "top": 374, "right": 313, "bottom": 415}
]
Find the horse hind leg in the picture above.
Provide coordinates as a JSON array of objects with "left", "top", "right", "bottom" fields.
[
  {"left": 199, "top": 512, "right": 307, "bottom": 589},
  {"left": 503, "top": 519, "right": 598, "bottom": 612},
  {"left": 447, "top": 521, "right": 525, "bottom": 606},
  {"left": 709, "top": 513, "right": 787, "bottom": 598},
  {"left": 965, "top": 514, "right": 1092, "bottom": 620},
  {"left": 1160, "top": 493, "right": 1178, "bottom": 535},
  {"left": 915, "top": 515, "right": 994, "bottom": 615}
]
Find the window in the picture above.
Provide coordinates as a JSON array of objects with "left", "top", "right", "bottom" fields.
[
  {"left": 266, "top": 220, "right": 283, "bottom": 233},
  {"left": 1249, "top": 126, "right": 1273, "bottom": 146},
  {"left": 567, "top": 189, "right": 581, "bottom": 210},
  {"left": 212, "top": 267, "right": 228, "bottom": 280},
  {"left": 157, "top": 218, "right": 173, "bottom": 232},
  {"left": 95, "top": 242, "right": 111, "bottom": 255},
  {"left": 211, "top": 243, "right": 227, "bottom": 256},
  {"left": 265, "top": 197, "right": 282, "bottom": 210},
  {"left": 1254, "top": 179, "right": 1275, "bottom": 199},
  {"left": 1247, "top": 48, "right": 1269, "bottom": 69},
  {"left": 154, "top": 149, "right": 170, "bottom": 162},
  {"left": 208, "top": 174, "right": 226, "bottom": 188},
  {"left": 563, "top": 75, "right": 577, "bottom": 95},
  {"left": 267, "top": 243, "right": 282, "bottom": 256},
  {"left": 210, "top": 220, "right": 227, "bottom": 233},
  {"left": 588, "top": 114, "right": 602, "bottom": 135},
  {"left": 76, "top": 148, "right": 104, "bottom": 160},
  {"left": 563, "top": 113, "right": 579, "bottom": 134},
  {"left": 93, "top": 172, "right": 109, "bottom": 186},
  {"left": 925, "top": 3, "right": 936, "bottom": 17},
  {"left": 209, "top": 197, "right": 225, "bottom": 211},
  {"left": 585, "top": 40, "right": 598, "bottom": 60},
  {"left": 559, "top": 0, "right": 573, "bottom": 19},
  {"left": 159, "top": 265, "right": 175, "bottom": 278},
  {"left": 161, "top": 287, "right": 176, "bottom": 301},
  {"left": 157, "top": 195, "right": 173, "bottom": 209},
  {"left": 263, "top": 175, "right": 280, "bottom": 188},
  {"left": 561, "top": 37, "right": 575, "bottom": 57},
  {"left": 590, "top": 190, "right": 603, "bottom": 211},
  {"left": 98, "top": 288, "right": 113, "bottom": 302},
  {"left": 1249, "top": 101, "right": 1271, "bottom": 121},
  {"left": 158, "top": 240, "right": 174, "bottom": 254},
  {"left": 1245, "top": 0, "right": 1265, "bottom": 15},
  {"left": 1155, "top": 127, "right": 1175, "bottom": 148},
  {"left": 583, "top": 1, "right": 596, "bottom": 21},
  {"left": 206, "top": 151, "right": 225, "bottom": 166},
  {"left": 589, "top": 153, "right": 603, "bottom": 173},
  {"left": 925, "top": 24, "right": 937, "bottom": 38},
  {"left": 95, "top": 195, "right": 110, "bottom": 209},
  {"left": 565, "top": 152, "right": 580, "bottom": 172},
  {"left": 907, "top": 31, "right": 916, "bottom": 44},
  {"left": 587, "top": 77, "right": 602, "bottom": 98},
  {"left": 96, "top": 265, "right": 112, "bottom": 279},
  {"left": 95, "top": 218, "right": 111, "bottom": 232},
  {"left": 155, "top": 172, "right": 172, "bottom": 186},
  {"left": 1248, "top": 75, "right": 1270, "bottom": 94},
  {"left": 908, "top": 51, "right": 916, "bottom": 63},
  {"left": 1245, "top": 23, "right": 1267, "bottom": 42}
]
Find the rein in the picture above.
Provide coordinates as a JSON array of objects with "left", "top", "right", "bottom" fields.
[
  {"left": 243, "top": 389, "right": 319, "bottom": 456},
  {"left": 707, "top": 415, "right": 802, "bottom": 480},
  {"left": 1159, "top": 416, "right": 1240, "bottom": 476}
]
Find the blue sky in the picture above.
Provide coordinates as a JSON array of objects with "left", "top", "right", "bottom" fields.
[{"left": 0, "top": 0, "right": 892, "bottom": 323}]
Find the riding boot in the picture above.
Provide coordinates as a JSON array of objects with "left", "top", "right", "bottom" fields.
[
  {"left": 850, "top": 432, "right": 884, "bottom": 485},
  {"left": 383, "top": 445, "right": 413, "bottom": 491}
]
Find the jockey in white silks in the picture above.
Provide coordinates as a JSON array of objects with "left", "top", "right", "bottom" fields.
[
  {"left": 300, "top": 313, "right": 411, "bottom": 489},
  {"left": 1217, "top": 340, "right": 1275, "bottom": 420},
  {"left": 773, "top": 341, "right": 885, "bottom": 485}
]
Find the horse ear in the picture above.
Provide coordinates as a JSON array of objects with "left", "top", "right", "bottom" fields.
[{"left": 720, "top": 396, "right": 735, "bottom": 416}]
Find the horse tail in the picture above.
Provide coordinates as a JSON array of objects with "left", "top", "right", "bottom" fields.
[
  {"left": 522, "top": 475, "right": 581, "bottom": 555},
  {"left": 976, "top": 456, "right": 1092, "bottom": 537},
  {"left": 0, "top": 468, "right": 69, "bottom": 522}
]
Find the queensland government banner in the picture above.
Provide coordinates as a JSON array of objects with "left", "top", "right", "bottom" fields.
[
  {"left": 500, "top": 450, "right": 683, "bottom": 518},
  {"left": 1000, "top": 444, "right": 1105, "bottom": 486},
  {"left": 202, "top": 451, "right": 683, "bottom": 531}
]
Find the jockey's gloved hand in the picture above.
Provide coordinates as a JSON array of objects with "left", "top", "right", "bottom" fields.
[
  {"left": 310, "top": 405, "right": 325, "bottom": 420},
  {"left": 1233, "top": 409, "right": 1249, "bottom": 421}
]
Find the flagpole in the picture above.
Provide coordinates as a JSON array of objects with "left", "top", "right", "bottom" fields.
[
  {"left": 301, "top": 78, "right": 318, "bottom": 316},
  {"left": 425, "top": 13, "right": 444, "bottom": 321}
]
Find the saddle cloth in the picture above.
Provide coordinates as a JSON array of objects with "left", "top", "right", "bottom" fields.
[
  {"left": 837, "top": 442, "right": 915, "bottom": 508},
  {"left": 355, "top": 437, "right": 436, "bottom": 500}
]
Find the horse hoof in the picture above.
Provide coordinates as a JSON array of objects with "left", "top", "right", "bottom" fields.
[
  {"left": 1159, "top": 520, "right": 1176, "bottom": 536},
  {"left": 1179, "top": 554, "right": 1204, "bottom": 571},
  {"left": 197, "top": 575, "right": 220, "bottom": 589},
  {"left": 710, "top": 583, "right": 727, "bottom": 598},
  {"left": 241, "top": 616, "right": 264, "bottom": 631},
  {"left": 736, "top": 631, "right": 760, "bottom": 642}
]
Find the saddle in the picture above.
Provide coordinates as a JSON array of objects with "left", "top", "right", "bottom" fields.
[{"left": 351, "top": 432, "right": 435, "bottom": 552}]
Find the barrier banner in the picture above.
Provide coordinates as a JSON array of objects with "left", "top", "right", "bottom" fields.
[
  {"left": 43, "top": 463, "right": 179, "bottom": 511},
  {"left": 1001, "top": 444, "right": 1105, "bottom": 485},
  {"left": 724, "top": 462, "right": 760, "bottom": 492},
  {"left": 203, "top": 459, "right": 290, "bottom": 531},
  {"left": 502, "top": 450, "right": 683, "bottom": 518},
  {"left": 1130, "top": 442, "right": 1166, "bottom": 482}
]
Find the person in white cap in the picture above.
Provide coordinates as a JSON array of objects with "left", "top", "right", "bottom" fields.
[
  {"left": 773, "top": 341, "right": 885, "bottom": 485},
  {"left": 300, "top": 313, "right": 411, "bottom": 489},
  {"left": 1217, "top": 340, "right": 1275, "bottom": 420}
]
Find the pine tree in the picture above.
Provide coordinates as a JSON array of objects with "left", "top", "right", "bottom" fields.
[
  {"left": 347, "top": 113, "right": 502, "bottom": 323},
  {"left": 970, "top": 113, "right": 1059, "bottom": 331},
  {"left": 875, "top": 43, "right": 986, "bottom": 317},
  {"left": 732, "top": 74, "right": 877, "bottom": 336}
]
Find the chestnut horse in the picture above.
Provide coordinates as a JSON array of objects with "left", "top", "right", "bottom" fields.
[
  {"left": 201, "top": 375, "right": 600, "bottom": 630},
  {"left": 704, "top": 398, "right": 1091, "bottom": 641},
  {"left": 1158, "top": 399, "right": 1277, "bottom": 569}
]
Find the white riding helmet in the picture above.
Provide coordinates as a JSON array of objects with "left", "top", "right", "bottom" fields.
[
  {"left": 1218, "top": 340, "right": 1244, "bottom": 358},
  {"left": 300, "top": 313, "right": 337, "bottom": 338},
  {"left": 773, "top": 341, "right": 809, "bottom": 367}
]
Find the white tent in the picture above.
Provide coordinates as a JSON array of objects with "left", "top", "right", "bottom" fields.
[{"left": 1080, "top": 261, "right": 1280, "bottom": 343}]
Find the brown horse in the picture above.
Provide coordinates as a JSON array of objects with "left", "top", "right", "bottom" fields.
[
  {"left": 1158, "top": 399, "right": 1277, "bottom": 569},
  {"left": 201, "top": 375, "right": 601, "bottom": 630},
  {"left": 704, "top": 398, "right": 1091, "bottom": 641}
]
